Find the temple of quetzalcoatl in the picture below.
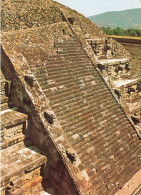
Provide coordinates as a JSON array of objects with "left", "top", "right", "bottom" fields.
[{"left": 1, "top": 0, "right": 141, "bottom": 194}]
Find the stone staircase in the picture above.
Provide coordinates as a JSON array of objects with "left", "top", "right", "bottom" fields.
[
  {"left": 0, "top": 71, "right": 47, "bottom": 195},
  {"left": 27, "top": 37, "right": 141, "bottom": 194},
  {"left": 87, "top": 38, "right": 141, "bottom": 132}
]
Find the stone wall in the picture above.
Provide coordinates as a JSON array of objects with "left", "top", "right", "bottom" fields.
[
  {"left": 1, "top": 48, "right": 79, "bottom": 195},
  {"left": 1, "top": 1, "right": 141, "bottom": 194},
  {"left": 55, "top": 1, "right": 131, "bottom": 59},
  {"left": 1, "top": 0, "right": 62, "bottom": 32},
  {"left": 29, "top": 117, "right": 79, "bottom": 195}
]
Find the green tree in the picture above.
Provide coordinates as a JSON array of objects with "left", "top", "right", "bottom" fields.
[
  {"left": 101, "top": 26, "right": 141, "bottom": 37},
  {"left": 114, "top": 27, "right": 124, "bottom": 36}
]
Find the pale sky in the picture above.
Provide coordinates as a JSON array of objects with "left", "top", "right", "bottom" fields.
[{"left": 54, "top": 0, "right": 141, "bottom": 17}]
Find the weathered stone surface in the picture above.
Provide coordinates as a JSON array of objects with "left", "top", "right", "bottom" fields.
[
  {"left": 115, "top": 169, "right": 141, "bottom": 195},
  {"left": 1, "top": 0, "right": 61, "bottom": 32},
  {"left": 0, "top": 70, "right": 47, "bottom": 195},
  {"left": 1, "top": 0, "right": 141, "bottom": 195}
]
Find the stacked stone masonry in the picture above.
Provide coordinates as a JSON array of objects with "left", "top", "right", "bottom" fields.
[
  {"left": 1, "top": 0, "right": 141, "bottom": 194},
  {"left": 0, "top": 70, "right": 47, "bottom": 195},
  {"left": 86, "top": 37, "right": 141, "bottom": 132}
]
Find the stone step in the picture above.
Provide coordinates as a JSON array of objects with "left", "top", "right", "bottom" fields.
[
  {"left": 0, "top": 71, "right": 5, "bottom": 80},
  {"left": 57, "top": 47, "right": 83, "bottom": 52},
  {"left": 0, "top": 102, "right": 9, "bottom": 111},
  {"left": 0, "top": 129, "right": 26, "bottom": 150},
  {"left": 1, "top": 81, "right": 6, "bottom": 91},
  {"left": 55, "top": 45, "right": 82, "bottom": 50},
  {"left": 113, "top": 78, "right": 140, "bottom": 89},
  {"left": 30, "top": 60, "right": 92, "bottom": 76},
  {"left": 0, "top": 78, "right": 11, "bottom": 97},
  {"left": 56, "top": 50, "right": 85, "bottom": 55},
  {"left": 1, "top": 95, "right": 8, "bottom": 104},
  {"left": 47, "top": 54, "right": 87, "bottom": 62},
  {"left": 97, "top": 58, "right": 131, "bottom": 79},
  {"left": 97, "top": 58, "right": 129, "bottom": 66},
  {"left": 1, "top": 146, "right": 47, "bottom": 195},
  {"left": 127, "top": 101, "right": 141, "bottom": 114},
  {"left": 0, "top": 93, "right": 7, "bottom": 99},
  {"left": 1, "top": 139, "right": 31, "bottom": 161},
  {"left": 1, "top": 109, "right": 28, "bottom": 129},
  {"left": 47, "top": 57, "right": 90, "bottom": 65},
  {"left": 54, "top": 41, "right": 81, "bottom": 47},
  {"left": 113, "top": 78, "right": 141, "bottom": 103},
  {"left": 1, "top": 109, "right": 28, "bottom": 149}
]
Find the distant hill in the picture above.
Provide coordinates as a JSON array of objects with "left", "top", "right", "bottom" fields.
[{"left": 88, "top": 8, "right": 141, "bottom": 29}]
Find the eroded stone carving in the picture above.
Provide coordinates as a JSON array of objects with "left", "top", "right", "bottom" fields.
[
  {"left": 24, "top": 74, "right": 36, "bottom": 87},
  {"left": 44, "top": 110, "right": 55, "bottom": 125}
]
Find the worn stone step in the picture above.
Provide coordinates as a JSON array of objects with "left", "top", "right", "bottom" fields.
[
  {"left": 1, "top": 95, "right": 8, "bottom": 104},
  {"left": 1, "top": 147, "right": 47, "bottom": 183},
  {"left": 52, "top": 90, "right": 108, "bottom": 113},
  {"left": 1, "top": 139, "right": 31, "bottom": 161},
  {"left": 64, "top": 107, "right": 122, "bottom": 139},
  {"left": 1, "top": 109, "right": 28, "bottom": 149},
  {"left": 33, "top": 62, "right": 93, "bottom": 75},
  {"left": 0, "top": 71, "right": 5, "bottom": 80},
  {"left": 54, "top": 42, "right": 81, "bottom": 47},
  {"left": 48, "top": 61, "right": 92, "bottom": 69},
  {"left": 0, "top": 134, "right": 25, "bottom": 150},
  {"left": 0, "top": 121, "right": 29, "bottom": 150},
  {"left": 1, "top": 81, "right": 6, "bottom": 91},
  {"left": 47, "top": 58, "right": 90, "bottom": 66},
  {"left": 39, "top": 74, "right": 100, "bottom": 90},
  {"left": 1, "top": 146, "right": 47, "bottom": 194},
  {"left": 56, "top": 50, "right": 85, "bottom": 55},
  {"left": 51, "top": 89, "right": 111, "bottom": 117},
  {"left": 0, "top": 102, "right": 9, "bottom": 111},
  {"left": 0, "top": 89, "right": 6, "bottom": 95},
  {"left": 55, "top": 41, "right": 80, "bottom": 45},
  {"left": 0, "top": 76, "right": 6, "bottom": 82},
  {"left": 48, "top": 53, "right": 87, "bottom": 60},
  {"left": 61, "top": 52, "right": 86, "bottom": 57},
  {"left": 57, "top": 47, "right": 84, "bottom": 52},
  {"left": 47, "top": 56, "right": 88, "bottom": 65},
  {"left": 98, "top": 58, "right": 129, "bottom": 66},
  {"left": 0, "top": 89, "right": 6, "bottom": 96},
  {"left": 43, "top": 84, "right": 102, "bottom": 103},
  {"left": 113, "top": 78, "right": 139, "bottom": 89},
  {"left": 71, "top": 112, "right": 123, "bottom": 146},
  {"left": 60, "top": 103, "right": 112, "bottom": 130},
  {"left": 49, "top": 90, "right": 111, "bottom": 112},
  {"left": 1, "top": 109, "right": 28, "bottom": 130},
  {"left": 83, "top": 136, "right": 139, "bottom": 180},
  {"left": 127, "top": 101, "right": 141, "bottom": 114},
  {"left": 113, "top": 78, "right": 141, "bottom": 107}
]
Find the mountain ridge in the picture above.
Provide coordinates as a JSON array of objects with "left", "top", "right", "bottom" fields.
[{"left": 88, "top": 8, "right": 141, "bottom": 29}]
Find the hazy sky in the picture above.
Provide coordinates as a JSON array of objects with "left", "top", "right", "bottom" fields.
[{"left": 55, "top": 0, "right": 141, "bottom": 17}]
